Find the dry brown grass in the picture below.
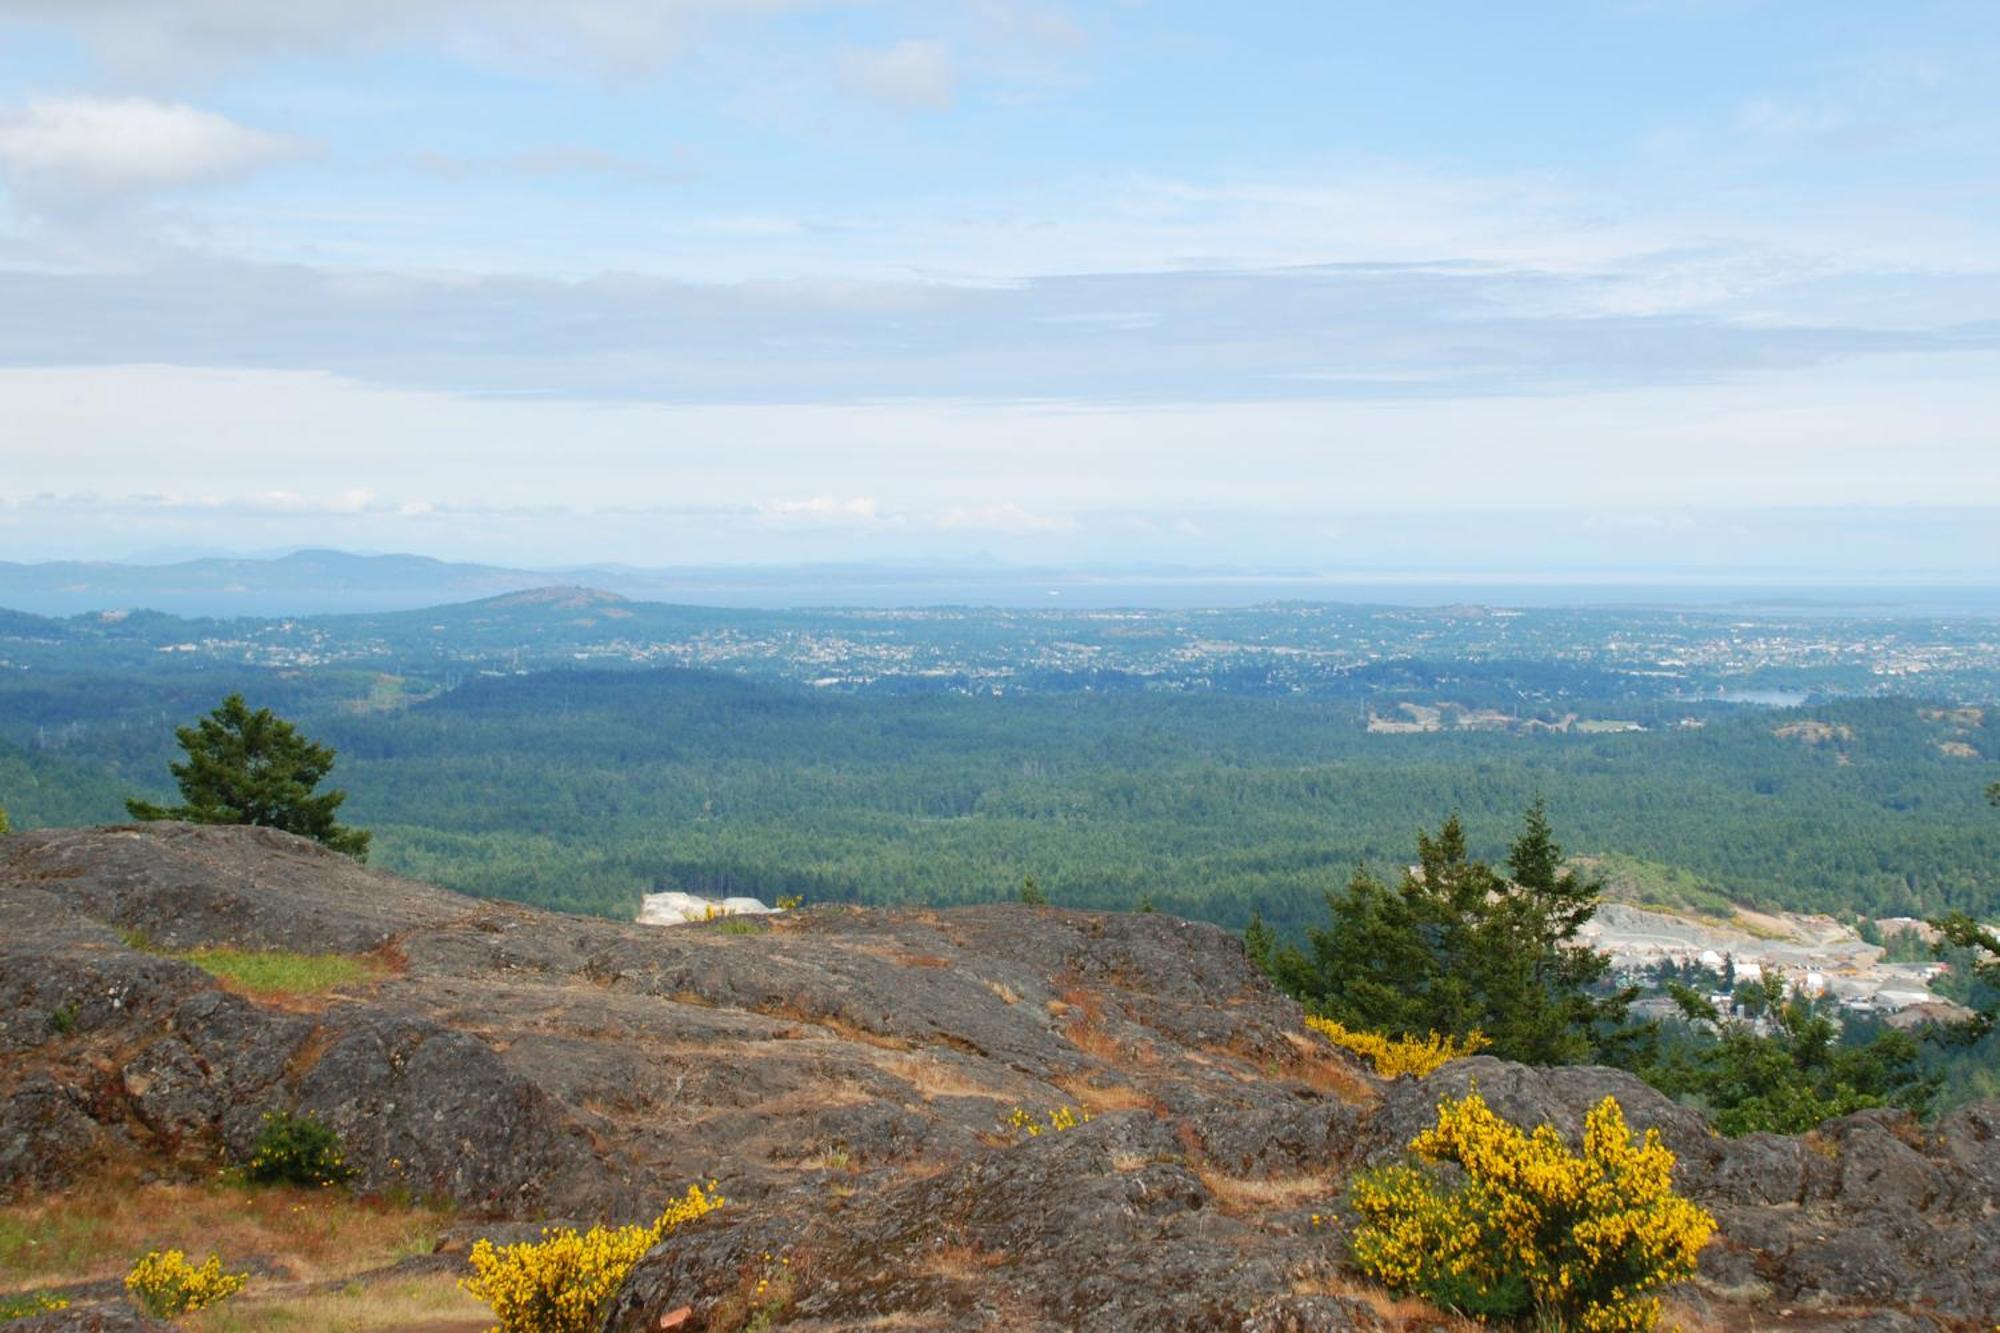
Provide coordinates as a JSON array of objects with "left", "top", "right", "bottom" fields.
[
  {"left": 1050, "top": 1075, "right": 1158, "bottom": 1116},
  {"left": 1280, "top": 1032, "right": 1378, "bottom": 1105},
  {"left": 0, "top": 1174, "right": 452, "bottom": 1296},
  {"left": 184, "top": 1272, "right": 488, "bottom": 1332},
  {"left": 754, "top": 1001, "right": 915, "bottom": 1051},
  {"left": 887, "top": 1054, "right": 1013, "bottom": 1102},
  {"left": 983, "top": 979, "right": 1021, "bottom": 1005},
  {"left": 1289, "top": 1272, "right": 1484, "bottom": 1329},
  {"left": 1195, "top": 1168, "right": 1330, "bottom": 1218},
  {"left": 920, "top": 1242, "right": 1006, "bottom": 1281},
  {"left": 1055, "top": 986, "right": 1151, "bottom": 1068},
  {"left": 1654, "top": 1298, "right": 1736, "bottom": 1333}
]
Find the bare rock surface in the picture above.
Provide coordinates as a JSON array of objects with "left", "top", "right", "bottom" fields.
[{"left": 3, "top": 823, "right": 1995, "bottom": 1331}]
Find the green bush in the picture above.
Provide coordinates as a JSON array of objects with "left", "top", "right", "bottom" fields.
[
  {"left": 124, "top": 1249, "right": 247, "bottom": 1317},
  {"left": 243, "top": 1109, "right": 356, "bottom": 1188},
  {"left": 1349, "top": 1089, "right": 1715, "bottom": 1331}
]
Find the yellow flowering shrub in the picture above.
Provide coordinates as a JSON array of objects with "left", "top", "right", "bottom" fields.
[
  {"left": 123, "top": 1249, "right": 249, "bottom": 1318},
  {"left": 461, "top": 1182, "right": 724, "bottom": 1333},
  {"left": 1005, "top": 1104, "right": 1092, "bottom": 1137},
  {"left": 0, "top": 1292, "right": 69, "bottom": 1320},
  {"left": 1349, "top": 1090, "right": 1714, "bottom": 1332},
  {"left": 1305, "top": 1015, "right": 1489, "bottom": 1078}
]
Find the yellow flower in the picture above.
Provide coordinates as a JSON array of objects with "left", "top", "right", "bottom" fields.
[
  {"left": 1303, "top": 1015, "right": 1489, "bottom": 1078},
  {"left": 125, "top": 1249, "right": 249, "bottom": 1318},
  {"left": 1349, "top": 1090, "right": 1715, "bottom": 1331},
  {"left": 460, "top": 1182, "right": 724, "bottom": 1333}
]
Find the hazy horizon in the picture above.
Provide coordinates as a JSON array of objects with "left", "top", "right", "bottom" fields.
[{"left": 4, "top": 544, "right": 1999, "bottom": 618}]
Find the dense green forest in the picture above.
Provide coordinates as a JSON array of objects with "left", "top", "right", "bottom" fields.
[{"left": 7, "top": 664, "right": 1993, "bottom": 930}]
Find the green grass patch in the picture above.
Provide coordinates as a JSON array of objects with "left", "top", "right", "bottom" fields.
[
  {"left": 172, "top": 948, "right": 382, "bottom": 997},
  {"left": 1588, "top": 853, "right": 1739, "bottom": 919}
]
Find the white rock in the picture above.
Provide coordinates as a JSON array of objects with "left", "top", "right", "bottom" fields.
[{"left": 637, "top": 890, "right": 778, "bottom": 925}]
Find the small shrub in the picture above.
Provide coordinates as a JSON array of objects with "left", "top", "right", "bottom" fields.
[
  {"left": 124, "top": 1248, "right": 249, "bottom": 1318},
  {"left": 243, "top": 1109, "right": 356, "bottom": 1188},
  {"left": 46, "top": 1004, "right": 79, "bottom": 1037},
  {"left": 1018, "top": 875, "right": 1047, "bottom": 906},
  {"left": 1349, "top": 1089, "right": 1715, "bottom": 1331},
  {"left": 775, "top": 894, "right": 804, "bottom": 911},
  {"left": 461, "top": 1182, "right": 723, "bottom": 1333},
  {"left": 1304, "top": 1015, "right": 1489, "bottom": 1078},
  {"left": 0, "top": 1292, "right": 68, "bottom": 1321},
  {"left": 1005, "top": 1104, "right": 1091, "bottom": 1137}
]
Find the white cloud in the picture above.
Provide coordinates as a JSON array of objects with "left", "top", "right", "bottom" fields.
[
  {"left": 0, "top": 97, "right": 307, "bottom": 211},
  {"left": 0, "top": 249, "right": 1976, "bottom": 407},
  {"left": 0, "top": 0, "right": 837, "bottom": 81},
  {"left": 839, "top": 39, "right": 955, "bottom": 112},
  {"left": 760, "top": 495, "right": 884, "bottom": 523}
]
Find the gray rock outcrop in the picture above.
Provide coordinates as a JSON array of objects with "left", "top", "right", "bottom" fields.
[{"left": 3, "top": 823, "right": 1993, "bottom": 1330}]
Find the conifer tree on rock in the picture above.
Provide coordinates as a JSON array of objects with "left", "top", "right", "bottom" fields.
[
  {"left": 126, "top": 694, "right": 371, "bottom": 859},
  {"left": 1267, "top": 801, "right": 1629, "bottom": 1065}
]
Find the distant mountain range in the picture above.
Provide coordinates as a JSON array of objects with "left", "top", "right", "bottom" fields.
[
  {"left": 0, "top": 550, "right": 1159, "bottom": 616},
  {"left": 0, "top": 550, "right": 547, "bottom": 617},
  {"left": 4, "top": 549, "right": 1998, "bottom": 618}
]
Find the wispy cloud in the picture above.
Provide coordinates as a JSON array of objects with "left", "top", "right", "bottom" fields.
[
  {"left": 0, "top": 0, "right": 844, "bottom": 80},
  {"left": 760, "top": 495, "right": 885, "bottom": 524},
  {"left": 0, "top": 250, "right": 1982, "bottom": 405},
  {"left": 0, "top": 96, "right": 308, "bottom": 212}
]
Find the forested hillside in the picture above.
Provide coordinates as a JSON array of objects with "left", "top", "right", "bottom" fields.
[{"left": 10, "top": 664, "right": 1991, "bottom": 930}]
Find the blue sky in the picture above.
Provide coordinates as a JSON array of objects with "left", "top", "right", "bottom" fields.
[{"left": 0, "top": 1, "right": 1996, "bottom": 575}]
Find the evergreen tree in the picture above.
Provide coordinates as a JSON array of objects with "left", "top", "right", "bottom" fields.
[
  {"left": 1923, "top": 784, "right": 2000, "bottom": 1037},
  {"left": 126, "top": 694, "right": 370, "bottom": 859},
  {"left": 1243, "top": 910, "right": 1275, "bottom": 973},
  {"left": 1018, "top": 874, "right": 1046, "bottom": 906},
  {"left": 1268, "top": 804, "right": 1629, "bottom": 1064},
  {"left": 1643, "top": 980, "right": 1935, "bottom": 1135}
]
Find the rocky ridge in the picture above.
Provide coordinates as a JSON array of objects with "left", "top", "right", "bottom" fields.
[{"left": 2, "top": 823, "right": 1994, "bottom": 1331}]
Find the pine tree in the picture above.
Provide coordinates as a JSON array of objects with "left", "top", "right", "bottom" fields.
[
  {"left": 1268, "top": 805, "right": 1628, "bottom": 1065},
  {"left": 1243, "top": 910, "right": 1275, "bottom": 973},
  {"left": 126, "top": 694, "right": 370, "bottom": 860}
]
